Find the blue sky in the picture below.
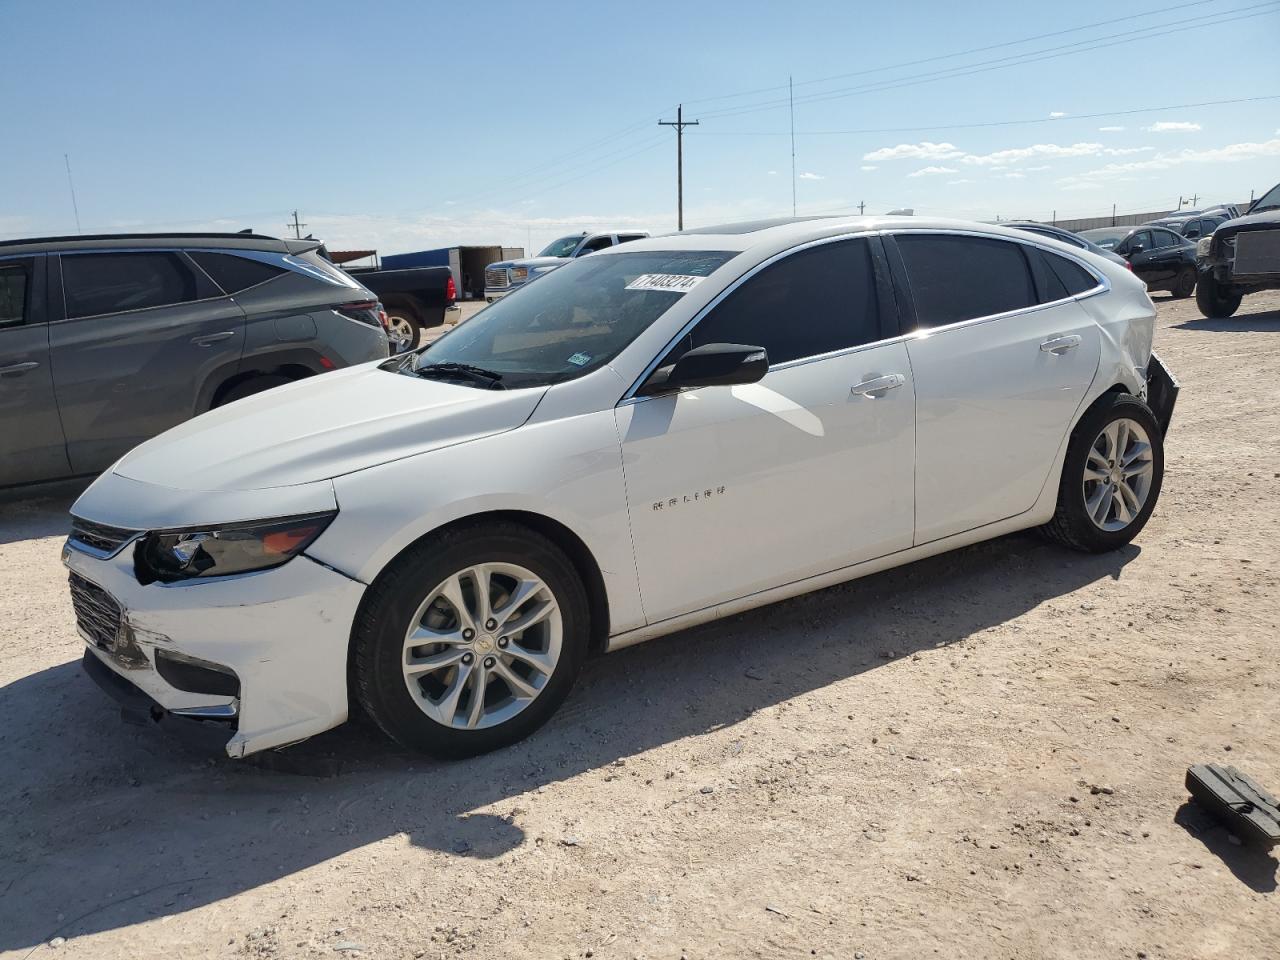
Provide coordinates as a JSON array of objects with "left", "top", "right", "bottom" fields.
[{"left": 3, "top": 0, "right": 1278, "bottom": 254}]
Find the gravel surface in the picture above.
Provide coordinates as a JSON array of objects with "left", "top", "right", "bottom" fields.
[{"left": 1, "top": 290, "right": 1277, "bottom": 959}]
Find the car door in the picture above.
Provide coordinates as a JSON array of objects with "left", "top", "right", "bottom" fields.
[
  {"left": 615, "top": 235, "right": 915, "bottom": 622},
  {"left": 1145, "top": 229, "right": 1184, "bottom": 288},
  {"left": 0, "top": 253, "right": 72, "bottom": 486},
  {"left": 49, "top": 249, "right": 247, "bottom": 474},
  {"left": 1121, "top": 230, "right": 1164, "bottom": 286},
  {"left": 887, "top": 232, "right": 1102, "bottom": 544}
]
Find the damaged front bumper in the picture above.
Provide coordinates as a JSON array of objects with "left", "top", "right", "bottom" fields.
[
  {"left": 63, "top": 541, "right": 366, "bottom": 758},
  {"left": 1144, "top": 351, "right": 1180, "bottom": 436}
]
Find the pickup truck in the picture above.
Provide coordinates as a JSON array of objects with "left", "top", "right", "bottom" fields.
[
  {"left": 328, "top": 254, "right": 457, "bottom": 351},
  {"left": 1195, "top": 182, "right": 1280, "bottom": 318},
  {"left": 483, "top": 230, "right": 649, "bottom": 301}
]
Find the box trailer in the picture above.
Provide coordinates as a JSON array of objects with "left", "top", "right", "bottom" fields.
[{"left": 381, "top": 245, "right": 524, "bottom": 300}]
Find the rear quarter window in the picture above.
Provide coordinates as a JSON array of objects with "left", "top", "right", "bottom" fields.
[{"left": 189, "top": 251, "right": 286, "bottom": 294}]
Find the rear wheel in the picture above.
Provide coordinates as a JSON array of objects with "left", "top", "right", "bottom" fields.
[
  {"left": 1040, "top": 393, "right": 1164, "bottom": 553},
  {"left": 352, "top": 522, "right": 589, "bottom": 758},
  {"left": 215, "top": 373, "right": 293, "bottom": 407},
  {"left": 1195, "top": 271, "right": 1243, "bottom": 318},
  {"left": 1172, "top": 265, "right": 1196, "bottom": 299},
  {"left": 384, "top": 302, "right": 422, "bottom": 353}
]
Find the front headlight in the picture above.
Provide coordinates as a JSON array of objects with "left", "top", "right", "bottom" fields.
[
  {"left": 1196, "top": 236, "right": 1213, "bottom": 257},
  {"left": 135, "top": 513, "right": 335, "bottom": 584},
  {"left": 511, "top": 267, "right": 529, "bottom": 281}
]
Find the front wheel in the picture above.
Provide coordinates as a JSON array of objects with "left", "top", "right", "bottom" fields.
[
  {"left": 1040, "top": 393, "right": 1164, "bottom": 553},
  {"left": 352, "top": 522, "right": 589, "bottom": 758},
  {"left": 1172, "top": 265, "right": 1196, "bottom": 299},
  {"left": 1195, "top": 271, "right": 1243, "bottom": 318}
]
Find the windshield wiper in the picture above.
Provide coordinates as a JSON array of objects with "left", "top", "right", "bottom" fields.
[{"left": 414, "top": 361, "right": 507, "bottom": 389}]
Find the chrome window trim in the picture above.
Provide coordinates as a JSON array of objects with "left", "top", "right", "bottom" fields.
[{"left": 618, "top": 227, "right": 1110, "bottom": 406}]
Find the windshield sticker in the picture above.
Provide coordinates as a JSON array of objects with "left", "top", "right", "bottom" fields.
[
  {"left": 625, "top": 273, "right": 705, "bottom": 293},
  {"left": 566, "top": 352, "right": 592, "bottom": 366}
]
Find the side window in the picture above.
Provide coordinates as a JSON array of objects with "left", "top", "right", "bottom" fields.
[
  {"left": 62, "top": 252, "right": 206, "bottom": 319},
  {"left": 616, "top": 234, "right": 646, "bottom": 245},
  {"left": 1025, "top": 247, "right": 1069, "bottom": 303},
  {"left": 1152, "top": 230, "right": 1175, "bottom": 249},
  {"left": 1127, "top": 230, "right": 1153, "bottom": 253},
  {"left": 189, "top": 251, "right": 286, "bottom": 294},
  {"left": 680, "top": 238, "right": 881, "bottom": 365},
  {"left": 1043, "top": 250, "right": 1100, "bottom": 296},
  {"left": 577, "top": 236, "right": 614, "bottom": 256},
  {"left": 895, "top": 234, "right": 1036, "bottom": 328},
  {"left": 1182, "top": 221, "right": 1202, "bottom": 240},
  {"left": 0, "top": 262, "right": 29, "bottom": 327}
]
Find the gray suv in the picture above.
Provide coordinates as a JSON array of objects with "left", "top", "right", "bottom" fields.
[{"left": 0, "top": 232, "right": 389, "bottom": 490}]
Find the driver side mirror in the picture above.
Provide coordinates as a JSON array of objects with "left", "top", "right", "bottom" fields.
[
  {"left": 1127, "top": 243, "right": 1145, "bottom": 256},
  {"left": 638, "top": 343, "right": 769, "bottom": 396}
]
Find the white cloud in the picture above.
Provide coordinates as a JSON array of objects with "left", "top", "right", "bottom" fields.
[
  {"left": 863, "top": 141, "right": 961, "bottom": 162},
  {"left": 767, "top": 169, "right": 778, "bottom": 175},
  {"left": 999, "top": 171, "right": 1027, "bottom": 179},
  {"left": 1022, "top": 165, "right": 1051, "bottom": 172},
  {"left": 860, "top": 165, "right": 878, "bottom": 171},
  {"left": 947, "top": 179, "right": 974, "bottom": 185},
  {"left": 798, "top": 171, "right": 824, "bottom": 180},
  {"left": 908, "top": 165, "right": 959, "bottom": 177},
  {"left": 1056, "top": 137, "right": 1280, "bottom": 188},
  {"left": 1098, "top": 126, "right": 1125, "bottom": 132},
  {"left": 960, "top": 142, "right": 1152, "bottom": 166},
  {"left": 1049, "top": 111, "right": 1067, "bottom": 118},
  {"left": 1144, "top": 121, "right": 1201, "bottom": 133}
]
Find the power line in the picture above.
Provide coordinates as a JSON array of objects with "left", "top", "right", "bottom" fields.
[
  {"left": 659, "top": 105, "right": 700, "bottom": 231},
  {"left": 687, "top": 94, "right": 1280, "bottom": 137},
  {"left": 684, "top": 0, "right": 1226, "bottom": 108},
  {"left": 698, "top": 2, "right": 1279, "bottom": 120}
]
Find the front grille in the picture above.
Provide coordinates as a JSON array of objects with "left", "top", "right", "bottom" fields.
[
  {"left": 485, "top": 267, "right": 509, "bottom": 289},
  {"left": 68, "top": 572, "right": 122, "bottom": 650},
  {"left": 1234, "top": 230, "right": 1280, "bottom": 276},
  {"left": 69, "top": 517, "right": 139, "bottom": 557}
]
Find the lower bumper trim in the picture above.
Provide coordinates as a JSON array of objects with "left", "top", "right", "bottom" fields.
[{"left": 82, "top": 650, "right": 236, "bottom": 757}]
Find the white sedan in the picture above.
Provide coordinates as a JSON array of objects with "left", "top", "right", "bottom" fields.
[{"left": 64, "top": 216, "right": 1178, "bottom": 759}]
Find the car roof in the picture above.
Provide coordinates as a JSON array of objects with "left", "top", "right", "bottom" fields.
[
  {"left": 0, "top": 232, "right": 318, "bottom": 256},
  {"left": 592, "top": 215, "right": 1079, "bottom": 258}
]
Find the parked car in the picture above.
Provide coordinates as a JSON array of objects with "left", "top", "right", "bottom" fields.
[
  {"left": 483, "top": 231, "right": 649, "bottom": 301},
  {"left": 1194, "top": 181, "right": 1280, "bottom": 318},
  {"left": 0, "top": 232, "right": 389, "bottom": 490},
  {"left": 1079, "top": 225, "right": 1198, "bottom": 297},
  {"left": 1144, "top": 213, "right": 1229, "bottom": 241},
  {"left": 1003, "top": 221, "right": 1131, "bottom": 269},
  {"left": 337, "top": 256, "right": 456, "bottom": 352},
  {"left": 67, "top": 216, "right": 1177, "bottom": 760}
]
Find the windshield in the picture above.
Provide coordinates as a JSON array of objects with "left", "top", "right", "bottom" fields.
[
  {"left": 538, "top": 235, "right": 585, "bottom": 258},
  {"left": 411, "top": 250, "right": 736, "bottom": 389},
  {"left": 1250, "top": 183, "right": 1280, "bottom": 213},
  {"left": 1081, "top": 229, "right": 1127, "bottom": 250}
]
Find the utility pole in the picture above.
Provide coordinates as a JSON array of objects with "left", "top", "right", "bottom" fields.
[
  {"left": 287, "top": 210, "right": 307, "bottom": 239},
  {"left": 789, "top": 76, "right": 796, "bottom": 217},
  {"left": 659, "top": 105, "right": 699, "bottom": 231},
  {"left": 858, "top": 201, "right": 866, "bottom": 215}
]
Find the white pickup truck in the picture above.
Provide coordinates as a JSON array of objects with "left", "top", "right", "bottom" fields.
[{"left": 482, "top": 230, "right": 649, "bottom": 301}]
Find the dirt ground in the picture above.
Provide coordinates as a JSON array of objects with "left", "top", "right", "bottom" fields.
[{"left": 1, "top": 290, "right": 1277, "bottom": 960}]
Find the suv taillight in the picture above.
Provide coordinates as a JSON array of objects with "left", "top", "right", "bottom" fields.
[
  {"left": 445, "top": 275, "right": 456, "bottom": 302},
  {"left": 337, "top": 300, "right": 384, "bottom": 328}
]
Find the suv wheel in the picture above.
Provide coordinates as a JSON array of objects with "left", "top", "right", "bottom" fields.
[
  {"left": 1195, "top": 271, "right": 1243, "bottom": 318},
  {"left": 352, "top": 522, "right": 589, "bottom": 758},
  {"left": 215, "top": 374, "right": 293, "bottom": 407},
  {"left": 1040, "top": 393, "right": 1164, "bottom": 553}
]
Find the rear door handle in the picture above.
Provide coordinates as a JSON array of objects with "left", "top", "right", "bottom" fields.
[
  {"left": 850, "top": 373, "right": 905, "bottom": 397},
  {"left": 1040, "top": 335, "right": 1082, "bottom": 355},
  {"left": 191, "top": 331, "right": 236, "bottom": 347},
  {"left": 0, "top": 361, "right": 39, "bottom": 377}
]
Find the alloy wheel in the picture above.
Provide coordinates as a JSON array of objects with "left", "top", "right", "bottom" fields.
[
  {"left": 401, "top": 563, "right": 562, "bottom": 730},
  {"left": 1082, "top": 417, "right": 1155, "bottom": 532},
  {"left": 387, "top": 315, "right": 415, "bottom": 352}
]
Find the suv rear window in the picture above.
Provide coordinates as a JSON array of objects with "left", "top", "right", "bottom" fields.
[
  {"left": 62, "top": 252, "right": 205, "bottom": 319},
  {"left": 896, "top": 234, "right": 1036, "bottom": 327},
  {"left": 189, "top": 251, "right": 285, "bottom": 294}
]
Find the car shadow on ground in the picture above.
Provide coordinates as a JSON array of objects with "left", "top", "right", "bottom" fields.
[
  {"left": 1172, "top": 309, "right": 1280, "bottom": 333},
  {"left": 1173, "top": 802, "right": 1278, "bottom": 894},
  {"left": 0, "top": 494, "right": 77, "bottom": 546},
  {"left": 0, "top": 533, "right": 1137, "bottom": 950}
]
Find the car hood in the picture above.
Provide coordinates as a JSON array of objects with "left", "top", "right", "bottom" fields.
[
  {"left": 489, "top": 256, "right": 569, "bottom": 271},
  {"left": 113, "top": 363, "right": 546, "bottom": 492},
  {"left": 1216, "top": 208, "right": 1280, "bottom": 238}
]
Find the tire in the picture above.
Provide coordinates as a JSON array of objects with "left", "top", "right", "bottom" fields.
[
  {"left": 1039, "top": 393, "right": 1164, "bottom": 553},
  {"left": 215, "top": 373, "right": 293, "bottom": 407},
  {"left": 1195, "top": 271, "right": 1243, "bottom": 318},
  {"left": 352, "top": 521, "right": 589, "bottom": 759},
  {"left": 1172, "top": 265, "right": 1196, "bottom": 299},
  {"left": 383, "top": 301, "right": 422, "bottom": 353}
]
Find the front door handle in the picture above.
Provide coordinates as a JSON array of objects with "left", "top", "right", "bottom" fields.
[
  {"left": 0, "top": 361, "right": 39, "bottom": 377},
  {"left": 191, "top": 331, "right": 236, "bottom": 347},
  {"left": 850, "top": 373, "right": 905, "bottom": 397},
  {"left": 1040, "top": 335, "right": 1082, "bottom": 355}
]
